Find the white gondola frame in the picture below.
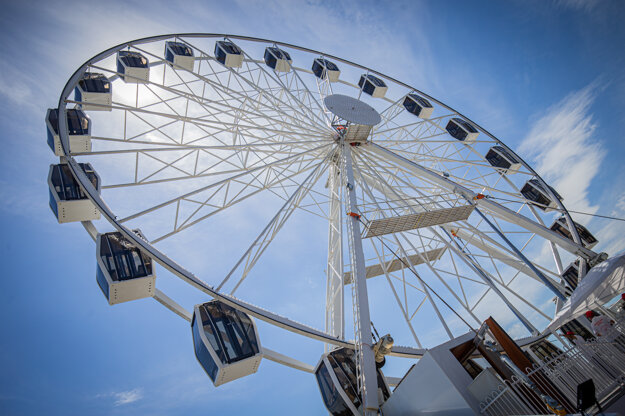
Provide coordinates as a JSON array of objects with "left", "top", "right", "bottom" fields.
[
  {"left": 74, "top": 74, "right": 112, "bottom": 111},
  {"left": 359, "top": 74, "right": 388, "bottom": 98},
  {"left": 95, "top": 231, "right": 156, "bottom": 305},
  {"left": 314, "top": 351, "right": 392, "bottom": 415},
  {"left": 446, "top": 118, "right": 479, "bottom": 142},
  {"left": 192, "top": 303, "right": 263, "bottom": 386},
  {"left": 116, "top": 51, "right": 150, "bottom": 83},
  {"left": 264, "top": 47, "right": 293, "bottom": 73},
  {"left": 48, "top": 163, "right": 100, "bottom": 223},
  {"left": 165, "top": 42, "right": 195, "bottom": 72},
  {"left": 403, "top": 93, "right": 434, "bottom": 119},
  {"left": 485, "top": 146, "right": 522, "bottom": 174},
  {"left": 46, "top": 108, "right": 91, "bottom": 156},
  {"left": 313, "top": 58, "right": 340, "bottom": 83},
  {"left": 215, "top": 40, "right": 244, "bottom": 68}
]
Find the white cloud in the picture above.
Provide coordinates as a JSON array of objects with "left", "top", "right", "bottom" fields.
[
  {"left": 113, "top": 388, "right": 143, "bottom": 406},
  {"left": 519, "top": 82, "right": 605, "bottom": 224}
]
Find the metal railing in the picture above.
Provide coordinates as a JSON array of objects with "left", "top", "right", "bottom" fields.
[{"left": 480, "top": 320, "right": 625, "bottom": 415}]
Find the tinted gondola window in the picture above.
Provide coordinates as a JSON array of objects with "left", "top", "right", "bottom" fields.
[
  {"left": 47, "top": 109, "right": 90, "bottom": 136},
  {"left": 312, "top": 58, "right": 340, "bottom": 79},
  {"left": 328, "top": 350, "right": 361, "bottom": 408},
  {"left": 486, "top": 148, "right": 506, "bottom": 167},
  {"left": 403, "top": 96, "right": 418, "bottom": 113},
  {"left": 168, "top": 42, "right": 193, "bottom": 56},
  {"left": 485, "top": 146, "right": 520, "bottom": 170},
  {"left": 198, "top": 302, "right": 259, "bottom": 365},
  {"left": 403, "top": 94, "right": 432, "bottom": 115},
  {"left": 266, "top": 47, "right": 290, "bottom": 61},
  {"left": 222, "top": 43, "right": 239, "bottom": 54},
  {"left": 530, "top": 340, "right": 563, "bottom": 362},
  {"left": 50, "top": 163, "right": 97, "bottom": 201},
  {"left": 461, "top": 120, "right": 478, "bottom": 133},
  {"left": 48, "top": 109, "right": 59, "bottom": 135},
  {"left": 561, "top": 263, "right": 579, "bottom": 291},
  {"left": 78, "top": 73, "right": 110, "bottom": 92},
  {"left": 323, "top": 59, "right": 339, "bottom": 71},
  {"left": 369, "top": 75, "right": 386, "bottom": 87},
  {"left": 521, "top": 183, "right": 548, "bottom": 205},
  {"left": 316, "top": 364, "right": 352, "bottom": 416},
  {"left": 416, "top": 96, "right": 431, "bottom": 108},
  {"left": 193, "top": 315, "right": 219, "bottom": 381},
  {"left": 100, "top": 232, "right": 152, "bottom": 281},
  {"left": 446, "top": 119, "right": 468, "bottom": 140},
  {"left": 66, "top": 110, "right": 90, "bottom": 135},
  {"left": 96, "top": 265, "right": 110, "bottom": 298},
  {"left": 198, "top": 306, "right": 227, "bottom": 363},
  {"left": 119, "top": 51, "right": 148, "bottom": 68}
]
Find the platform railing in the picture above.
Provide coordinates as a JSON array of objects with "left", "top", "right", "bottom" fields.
[{"left": 480, "top": 321, "right": 625, "bottom": 415}]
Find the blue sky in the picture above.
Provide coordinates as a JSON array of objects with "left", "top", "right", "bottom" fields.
[{"left": 1, "top": 0, "right": 625, "bottom": 415}]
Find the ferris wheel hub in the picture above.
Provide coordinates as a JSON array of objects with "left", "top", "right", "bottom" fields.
[{"left": 324, "top": 94, "right": 381, "bottom": 126}]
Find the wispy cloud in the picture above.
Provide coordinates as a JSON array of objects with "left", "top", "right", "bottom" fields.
[
  {"left": 519, "top": 82, "right": 605, "bottom": 224},
  {"left": 95, "top": 388, "right": 143, "bottom": 406},
  {"left": 112, "top": 388, "right": 143, "bottom": 406}
]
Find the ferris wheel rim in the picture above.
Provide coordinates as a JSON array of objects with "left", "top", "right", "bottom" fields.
[{"left": 54, "top": 33, "right": 590, "bottom": 358}]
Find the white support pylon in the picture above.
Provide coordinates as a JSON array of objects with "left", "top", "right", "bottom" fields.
[
  {"left": 342, "top": 143, "right": 380, "bottom": 416},
  {"left": 325, "top": 155, "right": 344, "bottom": 348}
]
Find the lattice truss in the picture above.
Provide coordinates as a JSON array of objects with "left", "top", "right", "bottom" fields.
[{"left": 67, "top": 35, "right": 589, "bottom": 348}]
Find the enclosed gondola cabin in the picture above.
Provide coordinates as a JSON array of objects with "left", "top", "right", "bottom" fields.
[
  {"left": 96, "top": 230, "right": 155, "bottom": 305},
  {"left": 116, "top": 51, "right": 149, "bottom": 83},
  {"left": 446, "top": 118, "right": 479, "bottom": 142},
  {"left": 315, "top": 347, "right": 391, "bottom": 415},
  {"left": 550, "top": 217, "right": 598, "bottom": 249},
  {"left": 165, "top": 41, "right": 195, "bottom": 72},
  {"left": 520, "top": 179, "right": 562, "bottom": 212},
  {"left": 46, "top": 108, "right": 91, "bottom": 156},
  {"left": 192, "top": 301, "right": 262, "bottom": 386},
  {"left": 358, "top": 74, "right": 388, "bottom": 98},
  {"left": 560, "top": 261, "right": 580, "bottom": 293},
  {"left": 48, "top": 163, "right": 100, "bottom": 223},
  {"left": 74, "top": 72, "right": 112, "bottom": 111},
  {"left": 312, "top": 58, "right": 340, "bottom": 82},
  {"left": 214, "top": 40, "right": 243, "bottom": 68},
  {"left": 485, "top": 146, "right": 522, "bottom": 174},
  {"left": 403, "top": 93, "right": 434, "bottom": 119},
  {"left": 264, "top": 47, "right": 292, "bottom": 72}
]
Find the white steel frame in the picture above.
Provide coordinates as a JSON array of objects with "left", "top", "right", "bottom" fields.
[{"left": 50, "top": 34, "right": 604, "bottom": 414}]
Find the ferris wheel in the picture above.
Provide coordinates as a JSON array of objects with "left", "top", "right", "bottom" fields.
[{"left": 47, "top": 34, "right": 606, "bottom": 414}]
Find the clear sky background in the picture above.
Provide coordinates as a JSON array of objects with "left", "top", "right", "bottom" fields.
[{"left": 1, "top": 0, "right": 625, "bottom": 415}]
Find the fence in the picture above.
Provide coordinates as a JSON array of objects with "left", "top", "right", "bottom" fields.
[{"left": 480, "top": 320, "right": 625, "bottom": 415}]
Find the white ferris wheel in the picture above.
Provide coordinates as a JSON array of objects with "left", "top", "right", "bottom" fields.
[{"left": 47, "top": 34, "right": 607, "bottom": 415}]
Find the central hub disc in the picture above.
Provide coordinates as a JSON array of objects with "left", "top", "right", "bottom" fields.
[{"left": 324, "top": 94, "right": 381, "bottom": 126}]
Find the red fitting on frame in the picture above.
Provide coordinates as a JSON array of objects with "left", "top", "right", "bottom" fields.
[
  {"left": 474, "top": 193, "right": 486, "bottom": 200},
  {"left": 347, "top": 212, "right": 361, "bottom": 219}
]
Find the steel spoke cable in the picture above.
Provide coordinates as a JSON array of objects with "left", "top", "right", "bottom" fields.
[
  {"left": 168, "top": 39, "right": 329, "bottom": 134},
  {"left": 488, "top": 196, "right": 625, "bottom": 222},
  {"left": 89, "top": 60, "right": 328, "bottom": 137},
  {"left": 353, "top": 150, "right": 546, "bottom": 331},
  {"left": 119, "top": 143, "right": 330, "bottom": 223},
  {"left": 357, "top": 213, "right": 477, "bottom": 333},
  {"left": 217, "top": 148, "right": 334, "bottom": 293},
  {"left": 131, "top": 42, "right": 327, "bottom": 132},
  {"left": 74, "top": 139, "right": 325, "bottom": 155}
]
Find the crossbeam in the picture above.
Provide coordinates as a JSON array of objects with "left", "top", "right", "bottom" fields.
[{"left": 343, "top": 247, "right": 446, "bottom": 284}]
